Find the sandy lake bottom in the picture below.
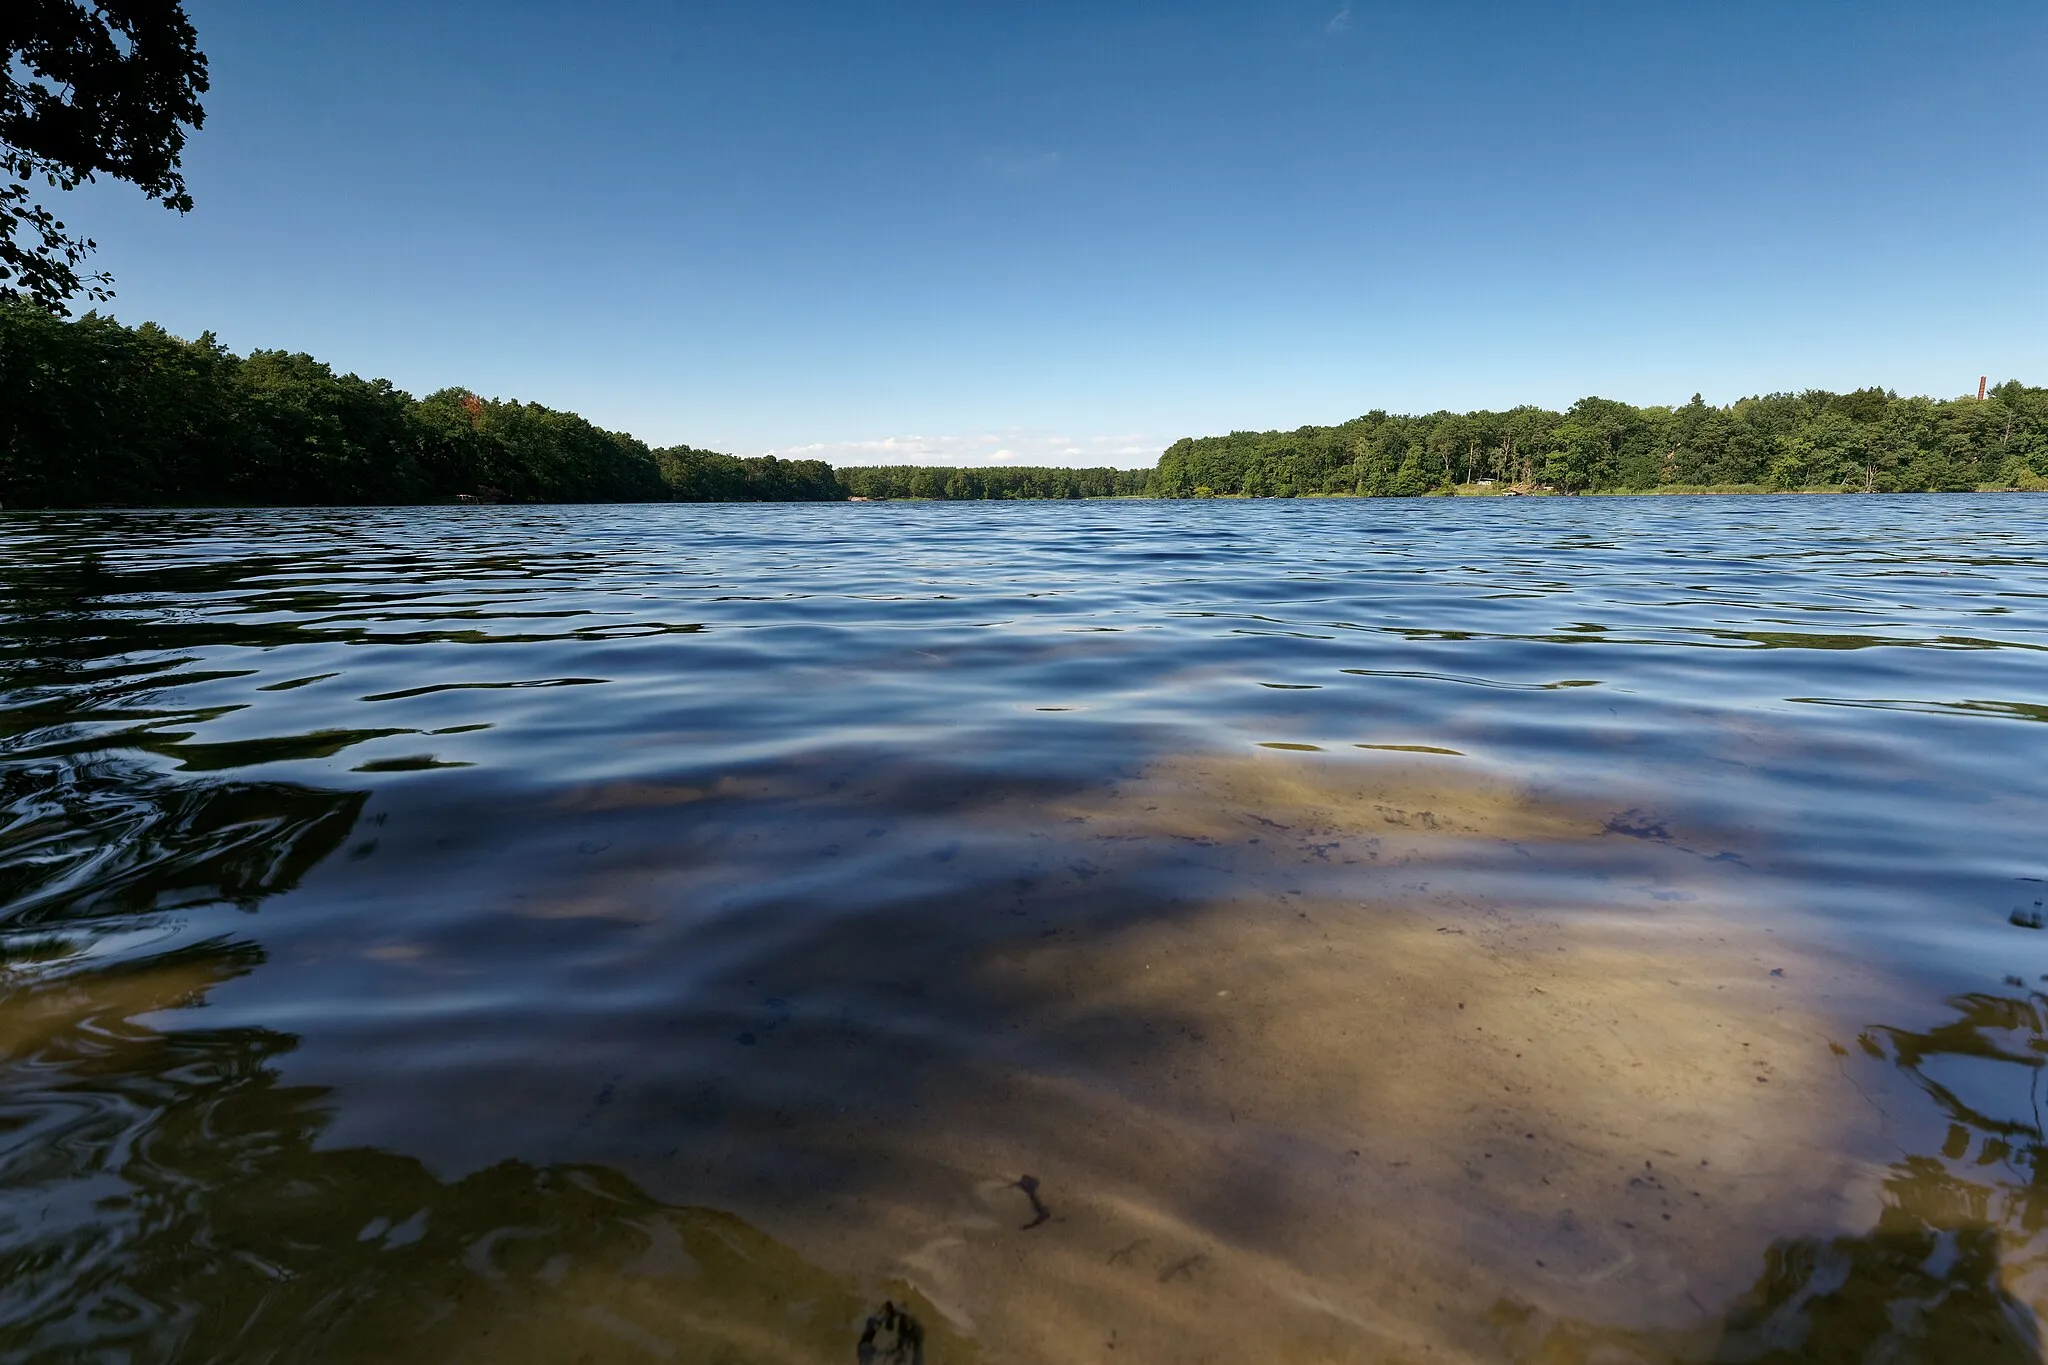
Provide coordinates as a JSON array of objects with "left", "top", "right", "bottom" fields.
[{"left": 4, "top": 497, "right": 2047, "bottom": 1362}]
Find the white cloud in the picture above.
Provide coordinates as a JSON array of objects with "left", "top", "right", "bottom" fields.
[
  {"left": 755, "top": 428, "right": 1159, "bottom": 469},
  {"left": 1326, "top": 4, "right": 1352, "bottom": 34}
]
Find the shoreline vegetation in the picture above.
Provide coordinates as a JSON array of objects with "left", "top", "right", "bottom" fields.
[{"left": 3, "top": 304, "right": 2043, "bottom": 508}]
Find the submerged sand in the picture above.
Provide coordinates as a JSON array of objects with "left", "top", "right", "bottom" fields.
[
  {"left": 756, "top": 750, "right": 1920, "bottom": 1363},
  {"left": 5, "top": 747, "right": 2032, "bottom": 1363}
]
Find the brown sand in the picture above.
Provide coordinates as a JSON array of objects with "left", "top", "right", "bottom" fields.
[
  {"left": 0, "top": 748, "right": 1934, "bottom": 1363},
  {"left": 726, "top": 749, "right": 1908, "bottom": 1363}
]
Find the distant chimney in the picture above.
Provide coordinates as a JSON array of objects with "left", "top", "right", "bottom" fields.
[{"left": 1979, "top": 376, "right": 1988, "bottom": 400}]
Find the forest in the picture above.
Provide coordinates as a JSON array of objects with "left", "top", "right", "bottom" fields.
[
  {"left": 1156, "top": 387, "right": 2048, "bottom": 498},
  {"left": 0, "top": 303, "right": 837, "bottom": 506},
  {"left": 0, "top": 305, "right": 1134, "bottom": 506},
  {"left": 839, "top": 465, "right": 1149, "bottom": 500},
  {"left": 3, "top": 303, "right": 2043, "bottom": 507}
]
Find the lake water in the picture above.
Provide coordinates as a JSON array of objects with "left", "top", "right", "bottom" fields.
[{"left": 4, "top": 496, "right": 2047, "bottom": 1364}]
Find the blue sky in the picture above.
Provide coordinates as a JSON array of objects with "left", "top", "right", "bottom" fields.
[{"left": 67, "top": 1, "right": 2048, "bottom": 466}]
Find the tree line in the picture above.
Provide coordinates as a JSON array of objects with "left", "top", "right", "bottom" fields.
[
  {"left": 839, "top": 465, "right": 1149, "bottom": 500},
  {"left": 1155, "top": 387, "right": 2048, "bottom": 498},
  {"left": 4, "top": 303, "right": 2043, "bottom": 507},
  {"left": 0, "top": 303, "right": 841, "bottom": 506},
  {"left": 0, "top": 305, "right": 1145, "bottom": 506},
  {"left": 7, "top": 9, "right": 2046, "bottom": 508}
]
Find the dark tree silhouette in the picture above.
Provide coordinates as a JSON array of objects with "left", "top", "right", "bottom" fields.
[{"left": 2, "top": 1, "right": 208, "bottom": 311}]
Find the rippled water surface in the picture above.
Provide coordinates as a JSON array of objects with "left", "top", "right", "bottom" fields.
[{"left": 5, "top": 497, "right": 2048, "bottom": 1363}]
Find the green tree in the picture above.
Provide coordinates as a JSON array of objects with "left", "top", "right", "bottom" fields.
[
  {"left": 5, "top": 299, "right": 2042, "bottom": 507},
  {"left": 3, "top": 1, "right": 209, "bottom": 311}
]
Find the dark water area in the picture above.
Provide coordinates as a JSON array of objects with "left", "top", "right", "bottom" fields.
[{"left": 3, "top": 497, "right": 2047, "bottom": 1363}]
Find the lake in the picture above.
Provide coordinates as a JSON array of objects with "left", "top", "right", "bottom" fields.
[{"left": 4, "top": 496, "right": 2047, "bottom": 1364}]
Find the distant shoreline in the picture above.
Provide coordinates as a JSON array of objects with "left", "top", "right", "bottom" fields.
[
  {"left": 5, "top": 304, "right": 2041, "bottom": 508},
  {"left": 11, "top": 487, "right": 2045, "bottom": 516}
]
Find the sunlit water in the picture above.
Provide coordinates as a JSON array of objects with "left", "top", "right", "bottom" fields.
[{"left": 4, "top": 497, "right": 2047, "bottom": 1363}]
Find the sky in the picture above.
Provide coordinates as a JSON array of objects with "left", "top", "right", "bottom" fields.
[{"left": 61, "top": 0, "right": 2048, "bottom": 467}]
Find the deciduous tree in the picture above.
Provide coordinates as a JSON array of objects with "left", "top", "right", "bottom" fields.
[{"left": 2, "top": 0, "right": 207, "bottom": 311}]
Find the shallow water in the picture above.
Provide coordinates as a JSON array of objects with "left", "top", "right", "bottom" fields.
[{"left": 3, "top": 496, "right": 2047, "bottom": 1363}]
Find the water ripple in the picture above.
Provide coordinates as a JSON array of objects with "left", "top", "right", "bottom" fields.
[{"left": 5, "top": 495, "right": 2048, "bottom": 1361}]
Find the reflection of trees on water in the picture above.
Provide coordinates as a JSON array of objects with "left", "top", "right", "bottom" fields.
[
  {"left": 0, "top": 943, "right": 963, "bottom": 1365},
  {"left": 2, "top": 541, "right": 370, "bottom": 929},
  {"left": 0, "top": 763, "right": 364, "bottom": 927},
  {"left": 1499, "top": 990, "right": 2048, "bottom": 1363},
  {"left": 10, "top": 954, "right": 2045, "bottom": 1365},
  {"left": 2, "top": 542, "right": 952, "bottom": 1361},
  {"left": 8, "top": 522, "right": 2048, "bottom": 1361}
]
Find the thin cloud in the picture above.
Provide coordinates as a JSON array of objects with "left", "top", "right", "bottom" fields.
[
  {"left": 1326, "top": 4, "right": 1352, "bottom": 34},
  {"left": 757, "top": 429, "right": 1157, "bottom": 469}
]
